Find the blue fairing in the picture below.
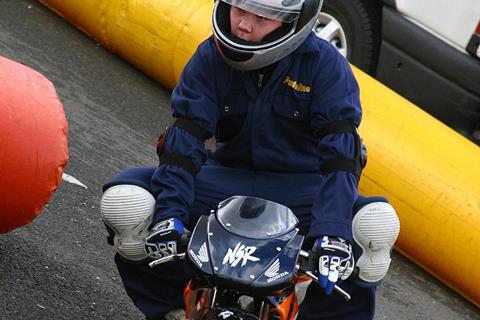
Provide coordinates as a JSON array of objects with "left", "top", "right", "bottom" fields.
[{"left": 187, "top": 197, "right": 305, "bottom": 295}]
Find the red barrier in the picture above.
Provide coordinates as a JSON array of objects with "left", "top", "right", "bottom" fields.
[{"left": 0, "top": 56, "right": 68, "bottom": 233}]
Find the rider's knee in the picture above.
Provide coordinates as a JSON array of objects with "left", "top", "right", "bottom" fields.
[
  {"left": 351, "top": 198, "right": 400, "bottom": 287},
  {"left": 100, "top": 184, "right": 154, "bottom": 261}
]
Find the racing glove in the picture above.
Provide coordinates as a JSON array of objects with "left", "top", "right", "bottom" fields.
[
  {"left": 315, "top": 235, "right": 354, "bottom": 295},
  {"left": 145, "top": 217, "right": 185, "bottom": 260}
]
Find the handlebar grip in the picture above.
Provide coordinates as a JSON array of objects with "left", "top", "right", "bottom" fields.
[
  {"left": 304, "top": 271, "right": 351, "bottom": 301},
  {"left": 180, "top": 231, "right": 191, "bottom": 245},
  {"left": 298, "top": 250, "right": 351, "bottom": 301}
]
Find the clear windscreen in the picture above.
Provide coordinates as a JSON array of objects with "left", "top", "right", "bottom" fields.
[
  {"left": 224, "top": 0, "right": 301, "bottom": 23},
  {"left": 216, "top": 196, "right": 298, "bottom": 239}
]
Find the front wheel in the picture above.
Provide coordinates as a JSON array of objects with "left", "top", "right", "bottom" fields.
[{"left": 314, "top": 0, "right": 382, "bottom": 75}]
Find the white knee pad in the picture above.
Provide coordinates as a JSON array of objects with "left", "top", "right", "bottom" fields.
[
  {"left": 352, "top": 201, "right": 400, "bottom": 283},
  {"left": 100, "top": 184, "right": 155, "bottom": 261}
]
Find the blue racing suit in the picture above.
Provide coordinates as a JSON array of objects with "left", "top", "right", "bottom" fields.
[
  {"left": 152, "top": 32, "right": 361, "bottom": 244},
  {"left": 107, "top": 33, "right": 375, "bottom": 319}
]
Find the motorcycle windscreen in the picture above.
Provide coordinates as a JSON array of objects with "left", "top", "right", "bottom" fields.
[{"left": 216, "top": 196, "right": 298, "bottom": 240}]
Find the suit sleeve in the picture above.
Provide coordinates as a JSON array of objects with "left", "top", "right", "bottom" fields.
[
  {"left": 150, "top": 41, "right": 218, "bottom": 226},
  {"left": 308, "top": 48, "right": 362, "bottom": 243}
]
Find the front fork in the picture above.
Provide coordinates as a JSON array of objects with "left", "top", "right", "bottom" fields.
[
  {"left": 184, "top": 284, "right": 218, "bottom": 319},
  {"left": 184, "top": 285, "right": 274, "bottom": 320}
]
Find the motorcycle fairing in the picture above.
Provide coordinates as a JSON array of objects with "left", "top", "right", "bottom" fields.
[
  {"left": 187, "top": 215, "right": 214, "bottom": 278},
  {"left": 187, "top": 212, "right": 305, "bottom": 296}
]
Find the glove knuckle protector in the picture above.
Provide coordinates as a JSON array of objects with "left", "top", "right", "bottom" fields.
[
  {"left": 145, "top": 217, "right": 185, "bottom": 260},
  {"left": 316, "top": 235, "right": 355, "bottom": 290}
]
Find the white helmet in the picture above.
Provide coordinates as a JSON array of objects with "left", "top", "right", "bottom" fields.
[{"left": 212, "top": 0, "right": 324, "bottom": 70}]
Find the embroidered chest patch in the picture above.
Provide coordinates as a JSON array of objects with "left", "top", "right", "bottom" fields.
[{"left": 283, "top": 76, "right": 311, "bottom": 93}]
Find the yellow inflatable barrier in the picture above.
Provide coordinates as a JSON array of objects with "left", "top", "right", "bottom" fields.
[{"left": 40, "top": 0, "right": 480, "bottom": 307}]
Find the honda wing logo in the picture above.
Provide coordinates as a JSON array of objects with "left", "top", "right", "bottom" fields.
[
  {"left": 264, "top": 259, "right": 289, "bottom": 283},
  {"left": 189, "top": 242, "right": 209, "bottom": 267},
  {"left": 222, "top": 242, "right": 260, "bottom": 267},
  {"left": 264, "top": 259, "right": 280, "bottom": 277},
  {"left": 198, "top": 242, "right": 209, "bottom": 262}
]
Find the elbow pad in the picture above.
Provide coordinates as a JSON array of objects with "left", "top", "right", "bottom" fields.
[
  {"left": 315, "top": 120, "right": 367, "bottom": 182},
  {"left": 156, "top": 117, "right": 212, "bottom": 176}
]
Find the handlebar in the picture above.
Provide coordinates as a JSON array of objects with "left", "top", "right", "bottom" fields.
[
  {"left": 148, "top": 252, "right": 185, "bottom": 268},
  {"left": 149, "top": 248, "right": 350, "bottom": 301}
]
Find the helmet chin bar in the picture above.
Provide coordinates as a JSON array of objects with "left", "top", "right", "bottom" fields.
[
  {"left": 217, "top": 30, "right": 310, "bottom": 71},
  {"left": 215, "top": 37, "right": 254, "bottom": 63}
]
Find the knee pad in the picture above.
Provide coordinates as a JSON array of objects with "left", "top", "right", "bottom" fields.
[
  {"left": 100, "top": 184, "right": 155, "bottom": 261},
  {"left": 352, "top": 201, "right": 400, "bottom": 285}
]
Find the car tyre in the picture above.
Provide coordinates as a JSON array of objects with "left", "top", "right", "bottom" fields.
[{"left": 317, "top": 0, "right": 382, "bottom": 75}]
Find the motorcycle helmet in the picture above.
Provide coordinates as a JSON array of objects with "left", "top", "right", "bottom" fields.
[{"left": 212, "top": 0, "right": 324, "bottom": 70}]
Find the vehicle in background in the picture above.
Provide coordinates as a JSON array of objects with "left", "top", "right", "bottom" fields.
[{"left": 314, "top": 0, "right": 480, "bottom": 145}]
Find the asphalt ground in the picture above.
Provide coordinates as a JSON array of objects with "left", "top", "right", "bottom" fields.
[{"left": 0, "top": 1, "right": 478, "bottom": 319}]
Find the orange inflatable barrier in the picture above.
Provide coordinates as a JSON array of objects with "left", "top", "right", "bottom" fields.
[{"left": 0, "top": 56, "right": 69, "bottom": 233}]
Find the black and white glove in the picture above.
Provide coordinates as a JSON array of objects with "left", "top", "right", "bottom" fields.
[
  {"left": 315, "top": 235, "right": 354, "bottom": 294},
  {"left": 145, "top": 217, "right": 185, "bottom": 260}
]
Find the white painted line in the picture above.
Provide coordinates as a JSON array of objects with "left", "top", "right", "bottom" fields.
[{"left": 62, "top": 173, "right": 88, "bottom": 189}]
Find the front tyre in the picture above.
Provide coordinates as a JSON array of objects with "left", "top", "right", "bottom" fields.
[{"left": 314, "top": 0, "right": 382, "bottom": 75}]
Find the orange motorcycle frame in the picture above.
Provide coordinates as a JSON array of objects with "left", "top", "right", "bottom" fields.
[{"left": 183, "top": 275, "right": 312, "bottom": 320}]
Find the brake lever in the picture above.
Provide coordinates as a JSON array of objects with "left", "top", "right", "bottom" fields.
[
  {"left": 298, "top": 250, "right": 351, "bottom": 301},
  {"left": 149, "top": 253, "right": 186, "bottom": 268},
  {"left": 304, "top": 270, "right": 351, "bottom": 301}
]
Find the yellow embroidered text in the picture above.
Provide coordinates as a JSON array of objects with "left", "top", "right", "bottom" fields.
[{"left": 283, "top": 76, "right": 311, "bottom": 93}]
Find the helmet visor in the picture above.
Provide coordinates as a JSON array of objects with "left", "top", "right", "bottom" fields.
[{"left": 222, "top": 0, "right": 301, "bottom": 23}]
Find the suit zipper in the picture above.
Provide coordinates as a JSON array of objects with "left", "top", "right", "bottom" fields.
[{"left": 257, "top": 73, "right": 264, "bottom": 88}]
